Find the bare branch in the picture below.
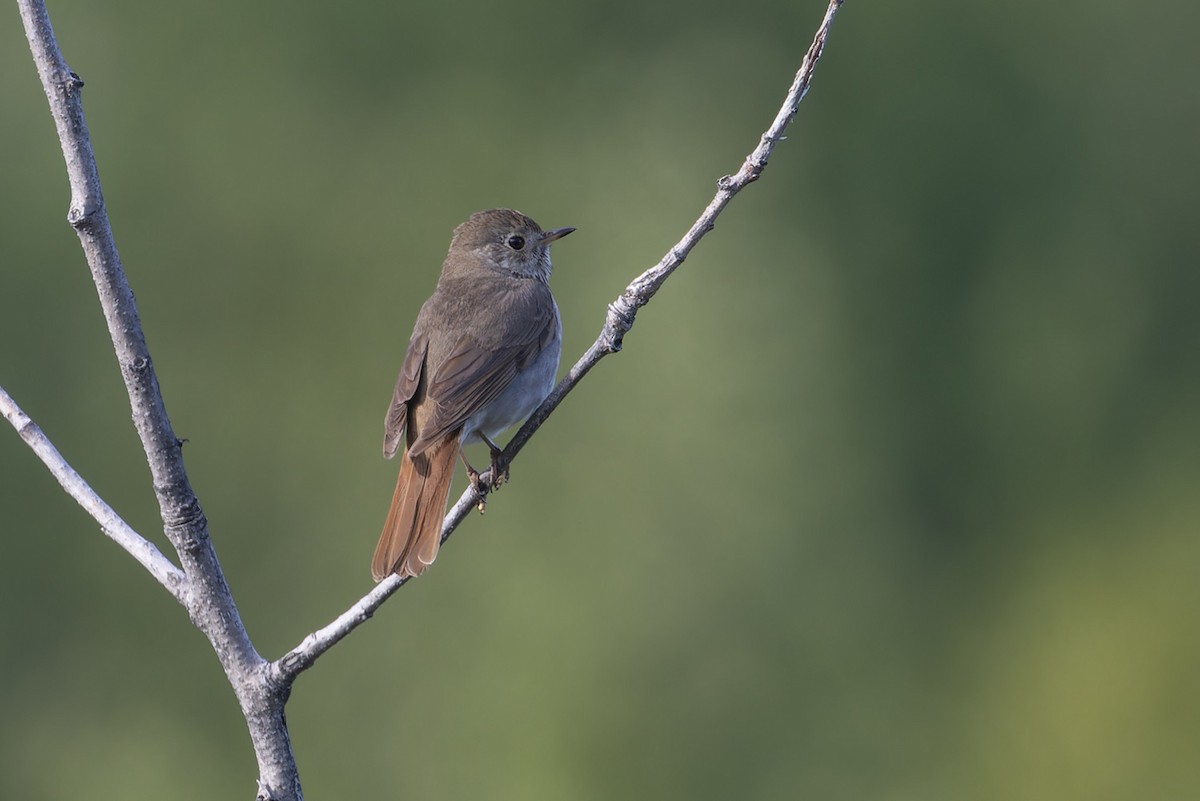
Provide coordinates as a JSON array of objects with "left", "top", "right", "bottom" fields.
[
  {"left": 0, "top": 384, "right": 187, "bottom": 600},
  {"left": 275, "top": 0, "right": 848, "bottom": 681},
  {"left": 18, "top": 0, "right": 256, "bottom": 659},
  {"left": 17, "top": 1, "right": 300, "bottom": 797},
  {"left": 19, "top": 0, "right": 203, "bottom": 589},
  {"left": 273, "top": 576, "right": 407, "bottom": 681}
]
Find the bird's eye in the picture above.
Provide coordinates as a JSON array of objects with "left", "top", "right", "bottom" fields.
[{"left": 506, "top": 234, "right": 526, "bottom": 250}]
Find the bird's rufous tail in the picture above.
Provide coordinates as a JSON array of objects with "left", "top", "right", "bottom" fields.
[{"left": 371, "top": 435, "right": 459, "bottom": 581}]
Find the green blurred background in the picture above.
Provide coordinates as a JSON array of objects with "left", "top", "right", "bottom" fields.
[{"left": 3, "top": 0, "right": 1199, "bottom": 798}]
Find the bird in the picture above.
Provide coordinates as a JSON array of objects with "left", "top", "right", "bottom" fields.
[{"left": 371, "top": 208, "right": 574, "bottom": 581}]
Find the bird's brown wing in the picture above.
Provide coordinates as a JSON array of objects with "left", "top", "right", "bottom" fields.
[
  {"left": 382, "top": 331, "right": 428, "bottom": 459},
  {"left": 407, "top": 281, "right": 557, "bottom": 457}
]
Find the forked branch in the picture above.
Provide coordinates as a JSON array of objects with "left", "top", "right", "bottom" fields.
[{"left": 9, "top": 1, "right": 848, "bottom": 798}]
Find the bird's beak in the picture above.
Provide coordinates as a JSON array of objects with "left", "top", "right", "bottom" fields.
[{"left": 541, "top": 226, "right": 575, "bottom": 244}]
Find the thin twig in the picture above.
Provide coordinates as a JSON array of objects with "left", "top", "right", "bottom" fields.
[
  {"left": 275, "top": 0, "right": 847, "bottom": 682},
  {"left": 0, "top": 385, "right": 187, "bottom": 600}
]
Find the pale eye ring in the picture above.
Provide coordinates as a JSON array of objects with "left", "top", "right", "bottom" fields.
[{"left": 506, "top": 234, "right": 526, "bottom": 250}]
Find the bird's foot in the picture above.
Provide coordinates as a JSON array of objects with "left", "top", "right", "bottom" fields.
[
  {"left": 465, "top": 464, "right": 489, "bottom": 514},
  {"left": 482, "top": 435, "right": 509, "bottom": 491},
  {"left": 488, "top": 451, "right": 509, "bottom": 491}
]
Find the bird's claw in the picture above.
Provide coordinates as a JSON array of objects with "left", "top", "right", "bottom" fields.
[
  {"left": 466, "top": 466, "right": 489, "bottom": 514},
  {"left": 463, "top": 439, "right": 508, "bottom": 515}
]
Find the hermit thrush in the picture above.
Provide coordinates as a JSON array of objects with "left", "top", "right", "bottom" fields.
[{"left": 371, "top": 209, "right": 573, "bottom": 581}]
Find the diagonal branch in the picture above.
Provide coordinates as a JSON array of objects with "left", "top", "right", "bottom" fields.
[
  {"left": 274, "top": 0, "right": 848, "bottom": 683},
  {"left": 0, "top": 385, "right": 187, "bottom": 600}
]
